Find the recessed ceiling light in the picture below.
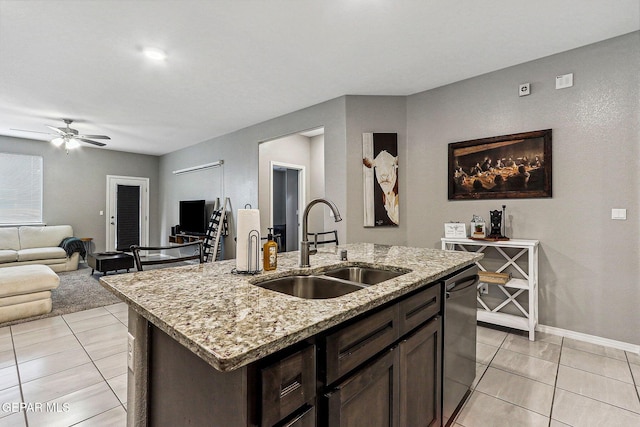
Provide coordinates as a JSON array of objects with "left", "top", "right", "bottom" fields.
[{"left": 143, "top": 47, "right": 167, "bottom": 61}]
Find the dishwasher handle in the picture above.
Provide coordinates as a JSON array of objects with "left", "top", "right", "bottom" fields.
[{"left": 445, "top": 275, "right": 479, "bottom": 298}]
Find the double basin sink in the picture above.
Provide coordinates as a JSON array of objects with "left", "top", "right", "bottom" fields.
[{"left": 252, "top": 266, "right": 410, "bottom": 299}]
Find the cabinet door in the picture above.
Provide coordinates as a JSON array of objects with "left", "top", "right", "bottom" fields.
[
  {"left": 399, "top": 316, "right": 441, "bottom": 427},
  {"left": 261, "top": 345, "right": 316, "bottom": 427},
  {"left": 325, "top": 305, "right": 398, "bottom": 384},
  {"left": 326, "top": 348, "right": 399, "bottom": 427}
]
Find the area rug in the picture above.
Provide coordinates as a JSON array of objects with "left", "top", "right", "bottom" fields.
[{"left": 1, "top": 264, "right": 122, "bottom": 327}]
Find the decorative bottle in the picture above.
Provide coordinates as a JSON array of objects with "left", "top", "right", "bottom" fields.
[{"left": 263, "top": 228, "right": 278, "bottom": 271}]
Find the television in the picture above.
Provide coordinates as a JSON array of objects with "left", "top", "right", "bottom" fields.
[{"left": 179, "top": 200, "right": 207, "bottom": 235}]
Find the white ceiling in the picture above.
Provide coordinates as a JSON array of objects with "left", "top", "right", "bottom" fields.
[{"left": 0, "top": 1, "right": 637, "bottom": 156}]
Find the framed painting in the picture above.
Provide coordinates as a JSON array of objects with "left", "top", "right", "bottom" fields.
[
  {"left": 448, "top": 129, "right": 552, "bottom": 200},
  {"left": 363, "top": 132, "right": 398, "bottom": 226}
]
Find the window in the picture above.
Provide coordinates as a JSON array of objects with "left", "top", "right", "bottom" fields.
[{"left": 0, "top": 153, "right": 43, "bottom": 225}]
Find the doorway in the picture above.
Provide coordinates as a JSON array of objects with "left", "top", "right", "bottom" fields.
[
  {"left": 270, "top": 162, "right": 305, "bottom": 252},
  {"left": 106, "top": 175, "right": 149, "bottom": 252}
]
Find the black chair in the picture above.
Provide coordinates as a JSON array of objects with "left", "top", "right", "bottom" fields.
[
  {"left": 307, "top": 230, "right": 339, "bottom": 250},
  {"left": 130, "top": 241, "right": 204, "bottom": 271}
]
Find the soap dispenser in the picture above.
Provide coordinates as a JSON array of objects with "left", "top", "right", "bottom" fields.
[{"left": 263, "top": 228, "right": 278, "bottom": 271}]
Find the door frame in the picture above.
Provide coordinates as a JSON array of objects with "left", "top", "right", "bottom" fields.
[
  {"left": 269, "top": 161, "right": 305, "bottom": 251},
  {"left": 106, "top": 175, "right": 150, "bottom": 252}
]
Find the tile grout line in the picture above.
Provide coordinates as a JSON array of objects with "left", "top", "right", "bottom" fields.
[
  {"left": 451, "top": 331, "right": 505, "bottom": 425},
  {"left": 59, "top": 311, "right": 125, "bottom": 425},
  {"left": 547, "top": 336, "right": 563, "bottom": 426},
  {"left": 626, "top": 351, "right": 640, "bottom": 408},
  {"left": 10, "top": 309, "right": 126, "bottom": 426},
  {"left": 9, "top": 326, "right": 29, "bottom": 427},
  {"left": 554, "top": 339, "right": 640, "bottom": 418}
]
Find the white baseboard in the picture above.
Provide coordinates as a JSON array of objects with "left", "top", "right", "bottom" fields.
[{"left": 537, "top": 324, "right": 640, "bottom": 354}]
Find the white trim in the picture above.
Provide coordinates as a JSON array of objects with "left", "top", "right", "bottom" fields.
[
  {"left": 269, "top": 161, "right": 306, "bottom": 250},
  {"left": 172, "top": 160, "right": 224, "bottom": 175},
  {"left": 537, "top": 324, "right": 640, "bottom": 354},
  {"left": 106, "top": 175, "right": 150, "bottom": 252}
]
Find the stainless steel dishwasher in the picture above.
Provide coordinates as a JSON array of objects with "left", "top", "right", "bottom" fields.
[{"left": 442, "top": 264, "right": 479, "bottom": 426}]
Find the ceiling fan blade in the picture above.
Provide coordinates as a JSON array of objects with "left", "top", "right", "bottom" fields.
[
  {"left": 78, "top": 138, "right": 107, "bottom": 147},
  {"left": 77, "top": 134, "right": 111, "bottom": 140},
  {"left": 10, "top": 128, "right": 56, "bottom": 135},
  {"left": 46, "top": 126, "right": 66, "bottom": 135}
]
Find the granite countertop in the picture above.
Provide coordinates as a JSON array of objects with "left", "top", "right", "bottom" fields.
[{"left": 100, "top": 243, "right": 481, "bottom": 372}]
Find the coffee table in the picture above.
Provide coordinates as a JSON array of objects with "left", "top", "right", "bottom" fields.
[{"left": 88, "top": 252, "right": 134, "bottom": 276}]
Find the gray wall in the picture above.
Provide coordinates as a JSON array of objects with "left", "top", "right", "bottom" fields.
[
  {"left": 157, "top": 33, "right": 638, "bottom": 345},
  {"left": 159, "top": 97, "right": 347, "bottom": 258},
  {"left": 406, "top": 32, "right": 639, "bottom": 344},
  {"left": 344, "top": 96, "right": 407, "bottom": 246},
  {"left": 0, "top": 136, "right": 160, "bottom": 253}
]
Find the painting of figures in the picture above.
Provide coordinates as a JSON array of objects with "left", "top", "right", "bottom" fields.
[
  {"left": 448, "top": 129, "right": 552, "bottom": 200},
  {"left": 363, "top": 133, "right": 399, "bottom": 226}
]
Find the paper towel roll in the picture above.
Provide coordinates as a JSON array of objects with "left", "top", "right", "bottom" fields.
[{"left": 236, "top": 209, "right": 261, "bottom": 272}]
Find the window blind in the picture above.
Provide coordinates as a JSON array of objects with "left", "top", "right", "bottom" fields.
[{"left": 0, "top": 153, "right": 43, "bottom": 225}]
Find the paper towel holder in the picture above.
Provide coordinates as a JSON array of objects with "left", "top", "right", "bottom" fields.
[{"left": 234, "top": 229, "right": 261, "bottom": 275}]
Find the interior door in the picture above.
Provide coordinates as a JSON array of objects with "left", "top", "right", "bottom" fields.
[
  {"left": 270, "top": 162, "right": 305, "bottom": 252},
  {"left": 106, "top": 175, "right": 149, "bottom": 252}
]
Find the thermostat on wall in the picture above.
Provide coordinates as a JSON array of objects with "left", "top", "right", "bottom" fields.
[{"left": 556, "top": 73, "right": 573, "bottom": 89}]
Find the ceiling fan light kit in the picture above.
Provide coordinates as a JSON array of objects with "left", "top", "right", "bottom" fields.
[
  {"left": 143, "top": 47, "right": 167, "bottom": 61},
  {"left": 13, "top": 118, "right": 110, "bottom": 153}
]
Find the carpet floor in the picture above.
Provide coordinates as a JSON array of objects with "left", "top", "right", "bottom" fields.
[{"left": 1, "top": 264, "right": 123, "bottom": 327}]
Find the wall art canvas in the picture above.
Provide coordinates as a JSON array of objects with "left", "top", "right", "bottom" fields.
[
  {"left": 363, "top": 132, "right": 398, "bottom": 226},
  {"left": 448, "top": 129, "right": 552, "bottom": 200}
]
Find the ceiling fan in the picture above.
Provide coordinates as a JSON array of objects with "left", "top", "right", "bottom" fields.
[{"left": 12, "top": 119, "right": 110, "bottom": 150}]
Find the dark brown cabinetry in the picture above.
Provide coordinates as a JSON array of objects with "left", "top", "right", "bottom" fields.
[
  {"left": 261, "top": 345, "right": 316, "bottom": 427},
  {"left": 144, "top": 282, "right": 444, "bottom": 427},
  {"left": 322, "top": 284, "right": 442, "bottom": 427},
  {"left": 326, "top": 348, "right": 400, "bottom": 427},
  {"left": 399, "top": 317, "right": 441, "bottom": 427}
]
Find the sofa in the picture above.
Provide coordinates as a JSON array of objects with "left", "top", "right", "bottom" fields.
[{"left": 0, "top": 225, "right": 80, "bottom": 272}]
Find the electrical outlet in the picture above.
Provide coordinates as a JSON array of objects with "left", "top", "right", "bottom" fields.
[
  {"left": 479, "top": 283, "right": 489, "bottom": 295},
  {"left": 127, "top": 333, "right": 135, "bottom": 371},
  {"left": 519, "top": 83, "right": 530, "bottom": 96}
]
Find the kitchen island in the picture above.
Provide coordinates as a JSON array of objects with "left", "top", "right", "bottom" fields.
[{"left": 100, "top": 243, "right": 481, "bottom": 427}]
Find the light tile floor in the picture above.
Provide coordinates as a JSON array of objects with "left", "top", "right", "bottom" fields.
[
  {"left": 1, "top": 306, "right": 639, "bottom": 427},
  {"left": 0, "top": 303, "right": 128, "bottom": 426},
  {"left": 455, "top": 325, "right": 640, "bottom": 427}
]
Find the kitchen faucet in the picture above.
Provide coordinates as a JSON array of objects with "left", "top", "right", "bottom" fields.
[{"left": 300, "top": 198, "right": 342, "bottom": 267}]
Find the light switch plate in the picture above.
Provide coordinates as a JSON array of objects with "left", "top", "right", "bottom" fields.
[
  {"left": 611, "top": 208, "right": 627, "bottom": 220},
  {"left": 556, "top": 73, "right": 574, "bottom": 89}
]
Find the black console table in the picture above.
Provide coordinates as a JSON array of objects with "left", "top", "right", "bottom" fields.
[{"left": 88, "top": 252, "right": 134, "bottom": 276}]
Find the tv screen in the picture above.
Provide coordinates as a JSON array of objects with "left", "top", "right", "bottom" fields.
[{"left": 179, "top": 200, "right": 206, "bottom": 235}]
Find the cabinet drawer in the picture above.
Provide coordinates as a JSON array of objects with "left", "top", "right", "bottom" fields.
[
  {"left": 282, "top": 405, "right": 316, "bottom": 427},
  {"left": 325, "top": 305, "right": 398, "bottom": 384},
  {"left": 398, "top": 283, "right": 441, "bottom": 336},
  {"left": 261, "top": 345, "right": 316, "bottom": 427}
]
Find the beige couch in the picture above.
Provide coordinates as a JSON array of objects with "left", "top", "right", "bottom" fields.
[
  {"left": 0, "top": 264, "right": 60, "bottom": 323},
  {"left": 0, "top": 226, "right": 80, "bottom": 272}
]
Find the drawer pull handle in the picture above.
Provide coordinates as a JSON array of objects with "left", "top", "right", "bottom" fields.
[
  {"left": 405, "top": 296, "right": 437, "bottom": 319},
  {"left": 339, "top": 323, "right": 393, "bottom": 360},
  {"left": 281, "top": 374, "right": 302, "bottom": 398}
]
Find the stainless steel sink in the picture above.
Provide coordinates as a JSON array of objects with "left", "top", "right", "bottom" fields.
[
  {"left": 255, "top": 275, "right": 365, "bottom": 299},
  {"left": 322, "top": 266, "right": 407, "bottom": 285}
]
